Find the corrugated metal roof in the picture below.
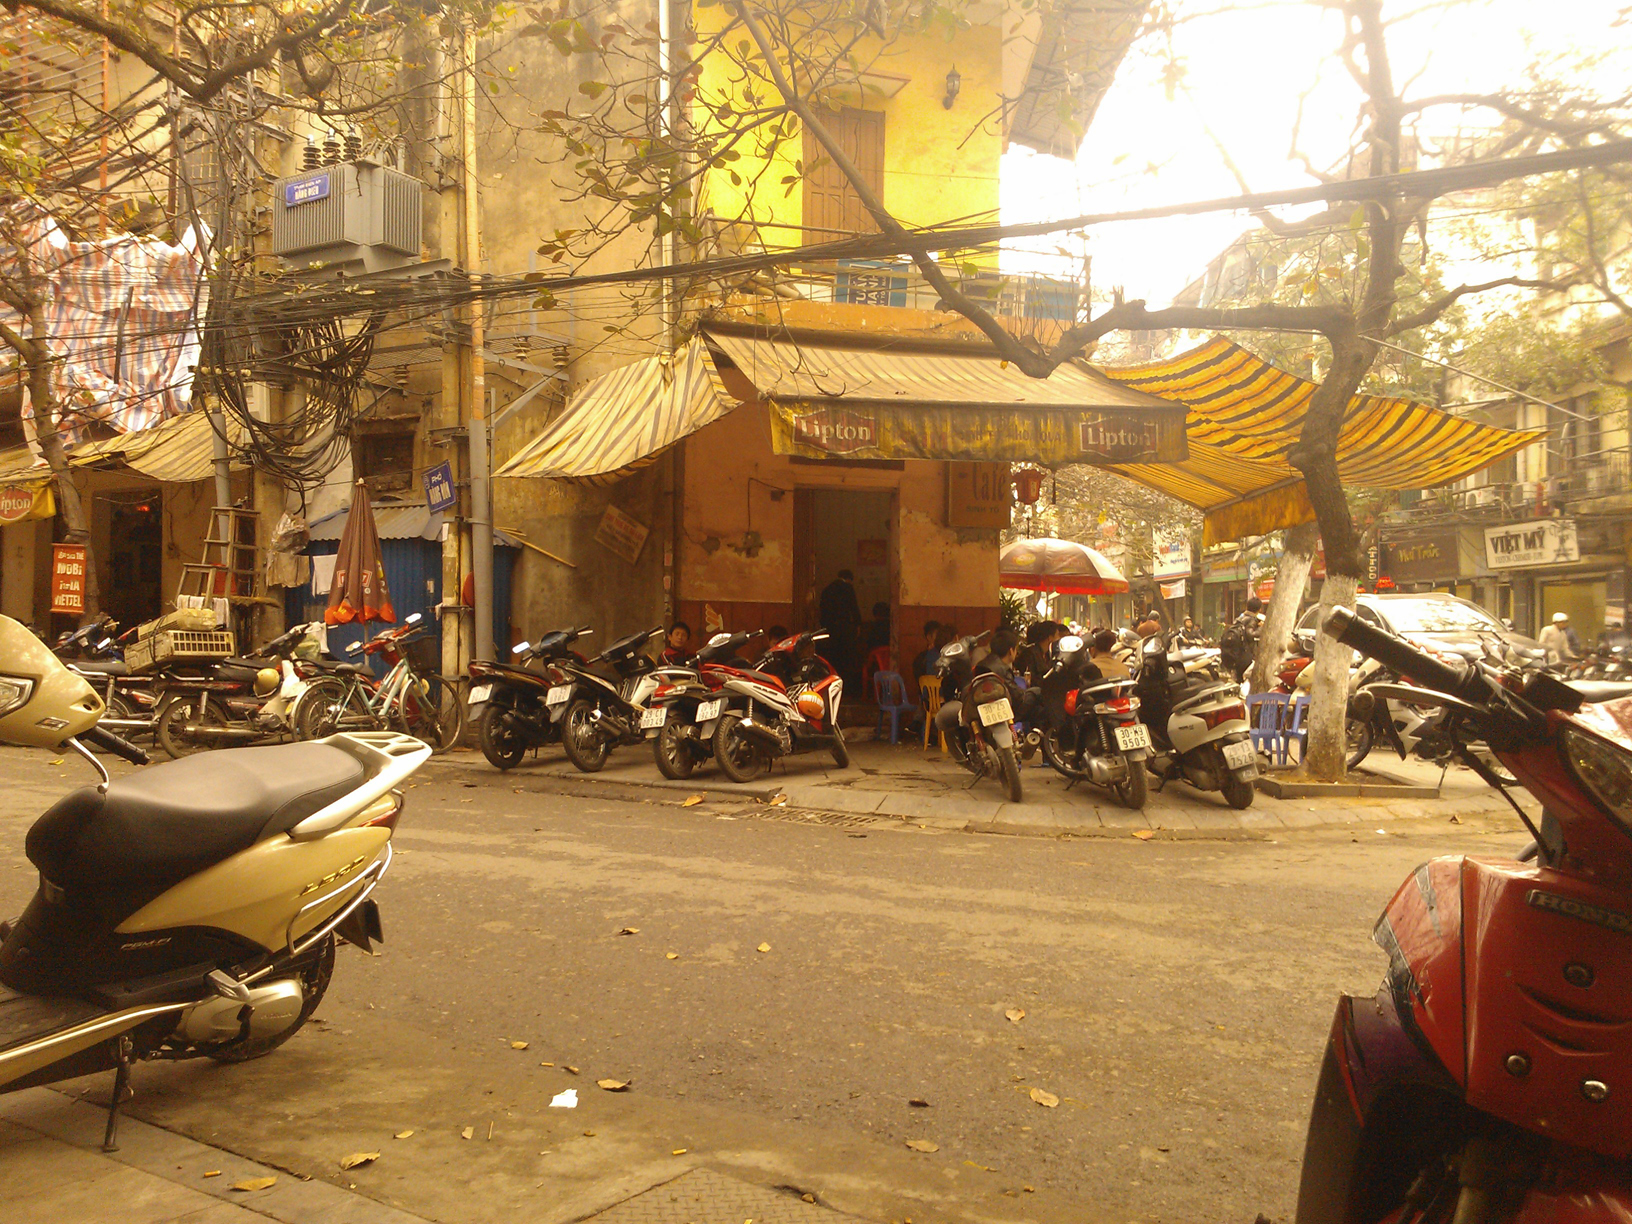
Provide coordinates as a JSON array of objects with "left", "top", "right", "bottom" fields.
[
  {"left": 0, "top": 408, "right": 242, "bottom": 487},
  {"left": 307, "top": 500, "right": 519, "bottom": 547},
  {"left": 1101, "top": 336, "right": 1547, "bottom": 544},
  {"left": 493, "top": 338, "right": 729, "bottom": 482}
]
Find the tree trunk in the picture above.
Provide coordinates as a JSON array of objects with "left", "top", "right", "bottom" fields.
[
  {"left": 1249, "top": 520, "right": 1318, "bottom": 694},
  {"left": 24, "top": 359, "right": 101, "bottom": 625},
  {"left": 1303, "top": 572, "right": 1358, "bottom": 779}
]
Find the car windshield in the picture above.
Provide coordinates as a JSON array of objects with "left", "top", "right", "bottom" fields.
[{"left": 1377, "top": 599, "right": 1499, "bottom": 634}]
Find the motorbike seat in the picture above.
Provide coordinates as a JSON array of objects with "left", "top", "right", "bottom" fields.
[
  {"left": 26, "top": 742, "right": 367, "bottom": 894},
  {"left": 69, "top": 659, "right": 128, "bottom": 677},
  {"left": 1570, "top": 679, "right": 1632, "bottom": 704}
]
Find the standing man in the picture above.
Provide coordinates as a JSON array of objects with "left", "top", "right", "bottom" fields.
[
  {"left": 1541, "top": 612, "right": 1579, "bottom": 665},
  {"left": 1221, "top": 596, "right": 1263, "bottom": 683},
  {"left": 819, "top": 568, "right": 863, "bottom": 685}
]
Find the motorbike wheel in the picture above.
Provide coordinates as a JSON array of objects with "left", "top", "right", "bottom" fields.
[
  {"left": 1112, "top": 755, "right": 1148, "bottom": 810},
  {"left": 1220, "top": 771, "right": 1256, "bottom": 810},
  {"left": 712, "top": 712, "right": 766, "bottom": 783},
  {"left": 1345, "top": 717, "right": 1374, "bottom": 771},
  {"left": 102, "top": 694, "right": 144, "bottom": 740},
  {"left": 830, "top": 723, "right": 850, "bottom": 768},
  {"left": 156, "top": 695, "right": 225, "bottom": 758},
  {"left": 479, "top": 703, "right": 528, "bottom": 770},
  {"left": 996, "top": 744, "right": 1023, "bottom": 803},
  {"left": 293, "top": 678, "right": 372, "bottom": 740},
  {"left": 654, "top": 721, "right": 697, "bottom": 780},
  {"left": 206, "top": 936, "right": 334, "bottom": 1063},
  {"left": 561, "top": 698, "right": 611, "bottom": 773}
]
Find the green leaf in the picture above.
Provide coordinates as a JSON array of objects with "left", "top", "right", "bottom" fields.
[
  {"left": 578, "top": 80, "right": 609, "bottom": 98},
  {"left": 1348, "top": 206, "right": 1366, "bottom": 232}
]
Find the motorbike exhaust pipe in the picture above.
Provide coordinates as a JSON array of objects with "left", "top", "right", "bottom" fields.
[
  {"left": 174, "top": 723, "right": 263, "bottom": 740},
  {"left": 735, "top": 718, "right": 784, "bottom": 750},
  {"left": 588, "top": 708, "right": 633, "bottom": 740}
]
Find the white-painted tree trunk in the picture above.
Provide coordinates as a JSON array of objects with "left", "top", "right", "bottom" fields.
[
  {"left": 1249, "top": 521, "right": 1319, "bottom": 695},
  {"left": 1304, "top": 573, "right": 1359, "bottom": 781}
]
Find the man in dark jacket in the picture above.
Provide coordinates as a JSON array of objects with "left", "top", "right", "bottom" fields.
[{"left": 818, "top": 569, "right": 863, "bottom": 683}]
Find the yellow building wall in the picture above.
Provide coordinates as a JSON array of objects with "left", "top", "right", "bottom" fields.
[{"left": 690, "top": 4, "right": 1003, "bottom": 240}]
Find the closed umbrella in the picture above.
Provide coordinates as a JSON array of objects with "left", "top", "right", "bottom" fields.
[
  {"left": 999, "top": 537, "right": 1128, "bottom": 596},
  {"left": 325, "top": 481, "right": 396, "bottom": 625}
]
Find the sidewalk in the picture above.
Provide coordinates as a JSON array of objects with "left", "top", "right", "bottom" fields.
[
  {"left": 0, "top": 1086, "right": 434, "bottom": 1224},
  {"left": 430, "top": 732, "right": 1535, "bottom": 837}
]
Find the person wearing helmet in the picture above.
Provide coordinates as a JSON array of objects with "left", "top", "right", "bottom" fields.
[{"left": 1540, "top": 611, "right": 1580, "bottom": 664}]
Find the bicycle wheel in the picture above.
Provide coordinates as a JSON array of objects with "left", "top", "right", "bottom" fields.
[
  {"left": 294, "top": 677, "right": 374, "bottom": 739},
  {"left": 395, "top": 675, "right": 459, "bottom": 752}
]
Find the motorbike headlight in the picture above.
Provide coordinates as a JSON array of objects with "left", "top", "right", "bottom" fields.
[
  {"left": 0, "top": 674, "right": 34, "bottom": 718},
  {"left": 1563, "top": 728, "right": 1632, "bottom": 834}
]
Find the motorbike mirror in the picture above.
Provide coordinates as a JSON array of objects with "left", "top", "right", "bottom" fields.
[
  {"left": 1057, "top": 634, "right": 1083, "bottom": 654},
  {"left": 513, "top": 641, "right": 531, "bottom": 654},
  {"left": 406, "top": 613, "right": 423, "bottom": 626},
  {"left": 0, "top": 615, "right": 104, "bottom": 749}
]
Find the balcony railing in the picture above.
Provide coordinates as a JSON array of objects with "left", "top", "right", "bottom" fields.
[{"left": 784, "top": 259, "right": 1087, "bottom": 323}]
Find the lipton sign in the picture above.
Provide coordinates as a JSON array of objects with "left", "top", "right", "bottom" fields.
[
  {"left": 790, "top": 408, "right": 878, "bottom": 455},
  {"left": 0, "top": 483, "right": 53, "bottom": 525}
]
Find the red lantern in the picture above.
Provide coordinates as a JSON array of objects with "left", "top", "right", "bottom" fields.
[{"left": 1015, "top": 467, "right": 1045, "bottom": 505}]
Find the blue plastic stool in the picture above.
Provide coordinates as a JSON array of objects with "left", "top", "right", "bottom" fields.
[
  {"left": 1246, "top": 692, "right": 1290, "bottom": 765},
  {"left": 873, "top": 670, "right": 912, "bottom": 744}
]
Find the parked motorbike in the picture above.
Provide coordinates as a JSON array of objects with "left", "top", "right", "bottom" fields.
[
  {"left": 647, "top": 630, "right": 759, "bottom": 781},
  {"left": 1346, "top": 652, "right": 1520, "bottom": 782},
  {"left": 52, "top": 619, "right": 161, "bottom": 741},
  {"left": 711, "top": 629, "right": 849, "bottom": 784},
  {"left": 0, "top": 613, "right": 428, "bottom": 1150},
  {"left": 1297, "top": 605, "right": 1632, "bottom": 1224},
  {"left": 931, "top": 630, "right": 1025, "bottom": 804},
  {"left": 154, "top": 623, "right": 323, "bottom": 759},
  {"left": 1133, "top": 632, "right": 1257, "bottom": 809},
  {"left": 1036, "top": 633, "right": 1149, "bottom": 809},
  {"left": 552, "top": 625, "right": 674, "bottom": 773},
  {"left": 466, "top": 625, "right": 591, "bottom": 770}
]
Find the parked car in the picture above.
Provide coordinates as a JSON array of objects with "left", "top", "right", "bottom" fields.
[{"left": 1292, "top": 593, "right": 1544, "bottom": 668}]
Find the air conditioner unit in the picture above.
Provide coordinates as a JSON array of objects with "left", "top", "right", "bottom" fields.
[
  {"left": 1468, "top": 486, "right": 1499, "bottom": 508},
  {"left": 271, "top": 161, "right": 423, "bottom": 273}
]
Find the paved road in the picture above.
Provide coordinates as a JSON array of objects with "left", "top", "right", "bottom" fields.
[{"left": 0, "top": 749, "right": 1528, "bottom": 1223}]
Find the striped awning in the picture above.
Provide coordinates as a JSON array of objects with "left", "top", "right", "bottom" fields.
[
  {"left": 1100, "top": 336, "right": 1546, "bottom": 544},
  {"left": 494, "top": 338, "right": 731, "bottom": 483},
  {"left": 0, "top": 408, "right": 242, "bottom": 488}
]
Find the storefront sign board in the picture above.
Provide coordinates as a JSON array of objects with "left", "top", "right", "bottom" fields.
[
  {"left": 595, "top": 504, "right": 650, "bottom": 564},
  {"left": 50, "top": 543, "right": 87, "bottom": 615},
  {"left": 947, "top": 463, "right": 1010, "bottom": 529},
  {"left": 0, "top": 482, "right": 54, "bottom": 524},
  {"left": 1484, "top": 519, "right": 1578, "bottom": 570},
  {"left": 1385, "top": 527, "right": 1461, "bottom": 582}
]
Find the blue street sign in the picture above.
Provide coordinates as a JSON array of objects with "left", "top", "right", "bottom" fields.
[
  {"left": 423, "top": 461, "right": 457, "bottom": 513},
  {"left": 284, "top": 173, "right": 330, "bottom": 207}
]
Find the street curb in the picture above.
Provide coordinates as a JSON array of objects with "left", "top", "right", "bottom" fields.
[{"left": 431, "top": 759, "right": 783, "bottom": 806}]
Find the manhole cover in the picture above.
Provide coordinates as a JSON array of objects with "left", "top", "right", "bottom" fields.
[{"left": 586, "top": 1168, "right": 855, "bottom": 1223}]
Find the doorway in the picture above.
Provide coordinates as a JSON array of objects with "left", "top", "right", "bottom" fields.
[
  {"left": 96, "top": 489, "right": 164, "bottom": 631},
  {"left": 792, "top": 487, "right": 897, "bottom": 685}
]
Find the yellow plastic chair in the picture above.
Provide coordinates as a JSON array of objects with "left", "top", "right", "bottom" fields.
[{"left": 918, "top": 674, "right": 947, "bottom": 751}]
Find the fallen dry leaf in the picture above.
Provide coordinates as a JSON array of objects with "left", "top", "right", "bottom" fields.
[
  {"left": 666, "top": 952, "right": 679, "bottom": 960},
  {"left": 681, "top": 795, "right": 704, "bottom": 807},
  {"left": 230, "top": 1176, "right": 277, "bottom": 1192},
  {"left": 1004, "top": 1008, "right": 1026, "bottom": 1024},
  {"left": 510, "top": 1041, "right": 529, "bottom": 1050},
  {"left": 615, "top": 927, "right": 640, "bottom": 936},
  {"left": 757, "top": 942, "right": 771, "bottom": 953},
  {"left": 905, "top": 1139, "right": 940, "bottom": 1153},
  {"left": 563, "top": 1065, "right": 579, "bottom": 1074},
  {"left": 769, "top": 793, "right": 788, "bottom": 807},
  {"left": 1449, "top": 814, "right": 1462, "bottom": 824},
  {"left": 338, "top": 1152, "right": 379, "bottom": 1171},
  {"left": 394, "top": 1131, "right": 414, "bottom": 1140},
  {"left": 1132, "top": 830, "right": 1156, "bottom": 841},
  {"left": 908, "top": 1098, "right": 929, "bottom": 1108},
  {"left": 461, "top": 1126, "right": 475, "bottom": 1140},
  {"left": 49, "top": 758, "right": 64, "bottom": 766},
  {"left": 597, "top": 1079, "right": 630, "bottom": 1092},
  {"left": 1029, "top": 1088, "right": 1060, "bottom": 1108},
  {"left": 202, "top": 1170, "right": 221, "bottom": 1178}
]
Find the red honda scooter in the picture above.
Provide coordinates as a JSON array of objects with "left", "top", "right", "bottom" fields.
[
  {"left": 710, "top": 629, "right": 848, "bottom": 783},
  {"left": 1299, "top": 607, "right": 1632, "bottom": 1224}
]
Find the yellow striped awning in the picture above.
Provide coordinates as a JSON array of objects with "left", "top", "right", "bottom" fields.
[
  {"left": 0, "top": 409, "right": 243, "bottom": 487},
  {"left": 1100, "top": 336, "right": 1545, "bottom": 545},
  {"left": 494, "top": 338, "right": 731, "bottom": 483}
]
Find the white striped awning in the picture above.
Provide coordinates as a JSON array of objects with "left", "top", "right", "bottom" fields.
[{"left": 493, "top": 338, "right": 730, "bottom": 482}]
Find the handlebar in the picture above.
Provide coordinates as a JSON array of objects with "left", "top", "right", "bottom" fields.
[
  {"left": 1322, "top": 607, "right": 1473, "bottom": 698},
  {"left": 81, "top": 725, "right": 150, "bottom": 766}
]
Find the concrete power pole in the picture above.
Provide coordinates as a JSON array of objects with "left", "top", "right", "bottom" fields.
[{"left": 464, "top": 22, "right": 493, "bottom": 665}]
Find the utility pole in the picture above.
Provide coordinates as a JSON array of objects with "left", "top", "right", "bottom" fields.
[{"left": 465, "top": 21, "right": 493, "bottom": 665}]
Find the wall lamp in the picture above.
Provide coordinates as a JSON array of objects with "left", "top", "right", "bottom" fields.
[{"left": 942, "top": 66, "right": 961, "bottom": 109}]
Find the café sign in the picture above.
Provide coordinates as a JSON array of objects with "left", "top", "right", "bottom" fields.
[
  {"left": 1484, "top": 519, "right": 1579, "bottom": 570},
  {"left": 1385, "top": 527, "right": 1460, "bottom": 583}
]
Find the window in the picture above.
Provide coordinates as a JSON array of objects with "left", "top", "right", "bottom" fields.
[
  {"left": 352, "top": 430, "right": 416, "bottom": 494},
  {"left": 802, "top": 107, "right": 884, "bottom": 243}
]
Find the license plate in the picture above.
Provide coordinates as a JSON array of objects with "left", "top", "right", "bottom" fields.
[
  {"left": 696, "top": 699, "right": 722, "bottom": 722},
  {"left": 1114, "top": 723, "right": 1151, "bottom": 752},
  {"left": 640, "top": 706, "right": 667, "bottom": 730},
  {"left": 1222, "top": 740, "right": 1256, "bottom": 770},
  {"left": 978, "top": 697, "right": 1013, "bottom": 726},
  {"left": 468, "top": 684, "right": 492, "bottom": 706},
  {"left": 546, "top": 685, "right": 572, "bottom": 706}
]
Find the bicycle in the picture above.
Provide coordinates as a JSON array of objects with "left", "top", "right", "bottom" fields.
[{"left": 291, "top": 612, "right": 462, "bottom": 752}]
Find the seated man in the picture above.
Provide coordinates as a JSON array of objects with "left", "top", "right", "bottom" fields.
[
  {"left": 971, "top": 627, "right": 1044, "bottom": 725},
  {"left": 1089, "top": 628, "right": 1130, "bottom": 680}
]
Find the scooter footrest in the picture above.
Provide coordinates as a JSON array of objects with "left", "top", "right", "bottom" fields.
[{"left": 0, "top": 987, "right": 105, "bottom": 1052}]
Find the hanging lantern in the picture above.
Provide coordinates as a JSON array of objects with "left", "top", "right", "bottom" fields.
[{"left": 1014, "top": 467, "right": 1045, "bottom": 505}]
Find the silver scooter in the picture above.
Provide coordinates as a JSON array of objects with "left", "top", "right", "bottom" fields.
[{"left": 1133, "top": 632, "right": 1258, "bottom": 809}]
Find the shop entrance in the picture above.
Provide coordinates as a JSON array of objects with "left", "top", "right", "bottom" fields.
[
  {"left": 792, "top": 487, "right": 896, "bottom": 686},
  {"left": 95, "top": 489, "right": 164, "bottom": 631},
  {"left": 1542, "top": 575, "right": 1609, "bottom": 644}
]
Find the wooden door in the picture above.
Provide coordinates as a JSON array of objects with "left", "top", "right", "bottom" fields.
[{"left": 801, "top": 107, "right": 884, "bottom": 242}]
